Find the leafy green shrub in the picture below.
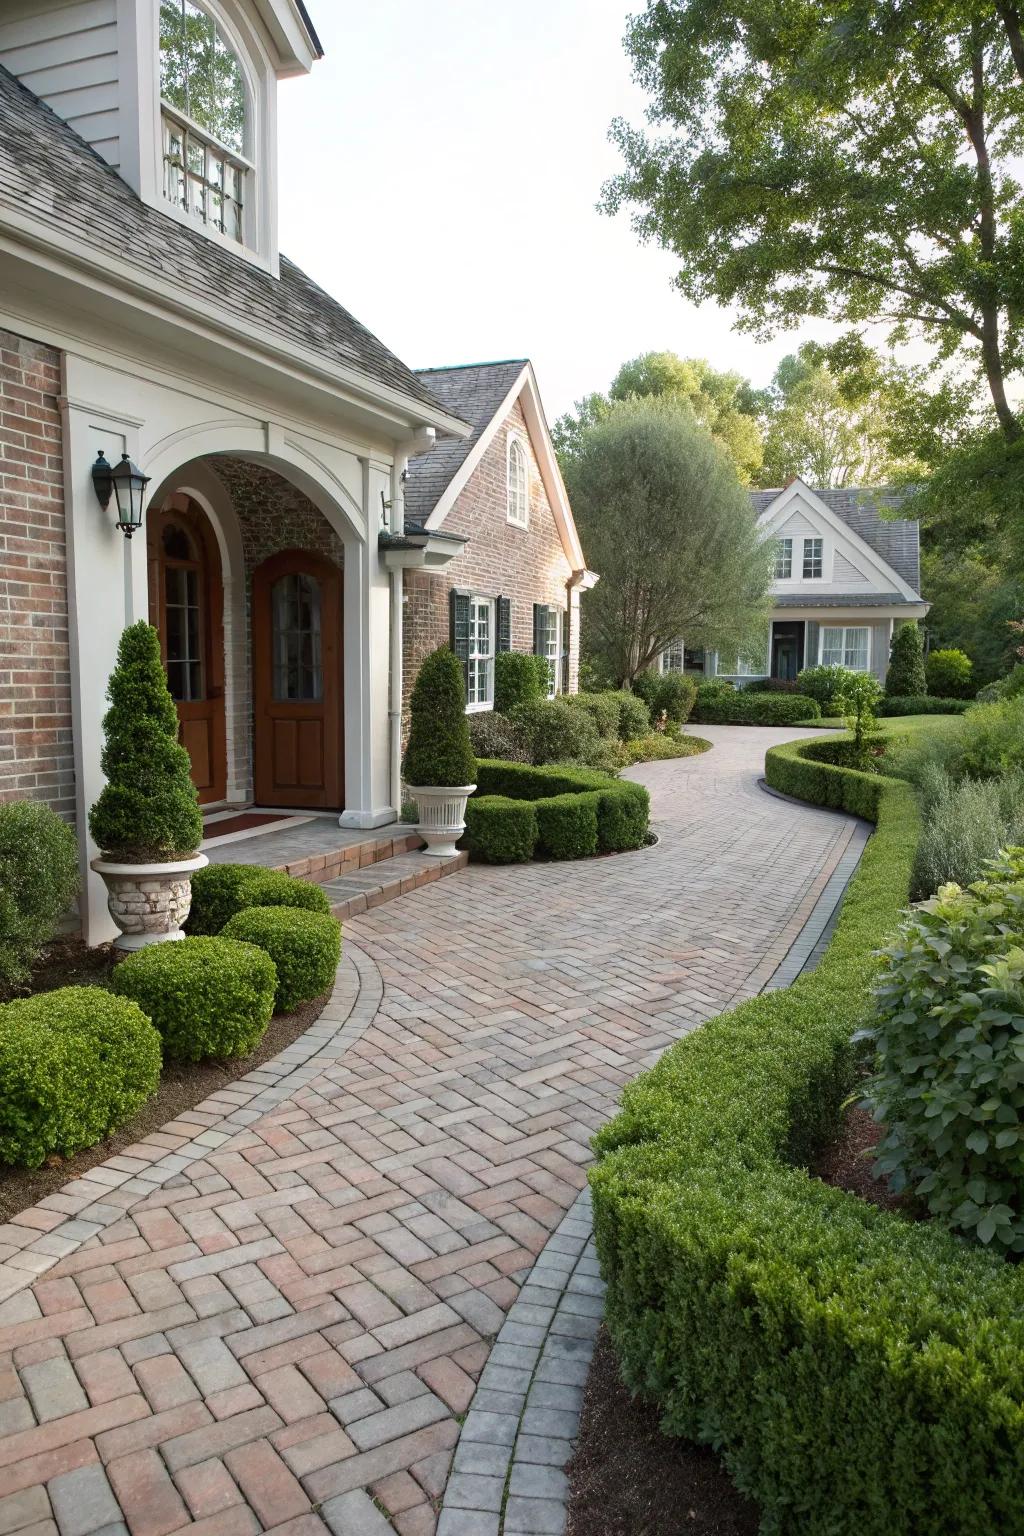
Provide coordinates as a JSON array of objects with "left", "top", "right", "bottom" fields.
[
  {"left": 111, "top": 936, "right": 277, "bottom": 1060},
  {"left": 0, "top": 801, "right": 79, "bottom": 993},
  {"left": 630, "top": 672, "right": 694, "bottom": 726},
  {"left": 909, "top": 766, "right": 1024, "bottom": 899},
  {"left": 0, "top": 987, "right": 161, "bottom": 1167},
  {"left": 885, "top": 621, "right": 927, "bottom": 697},
  {"left": 89, "top": 622, "right": 203, "bottom": 861},
  {"left": 463, "top": 796, "right": 538, "bottom": 862},
  {"left": 534, "top": 793, "right": 599, "bottom": 859},
  {"left": 795, "top": 663, "right": 858, "bottom": 708},
  {"left": 621, "top": 733, "right": 713, "bottom": 764},
  {"left": 564, "top": 691, "right": 621, "bottom": 740},
  {"left": 892, "top": 696, "right": 1024, "bottom": 788},
  {"left": 467, "top": 710, "right": 531, "bottom": 763},
  {"left": 925, "top": 647, "right": 975, "bottom": 698},
  {"left": 877, "top": 695, "right": 971, "bottom": 716},
  {"left": 862, "top": 854, "right": 1024, "bottom": 1251},
  {"left": 835, "top": 671, "right": 882, "bottom": 759},
  {"left": 402, "top": 647, "right": 476, "bottom": 786},
  {"left": 693, "top": 688, "right": 821, "bottom": 725},
  {"left": 494, "top": 651, "right": 543, "bottom": 713},
  {"left": 221, "top": 906, "right": 341, "bottom": 1012},
  {"left": 595, "top": 781, "right": 650, "bottom": 851},
  {"left": 512, "top": 698, "right": 603, "bottom": 766},
  {"left": 187, "top": 864, "right": 330, "bottom": 937},
  {"left": 615, "top": 690, "right": 652, "bottom": 741}
]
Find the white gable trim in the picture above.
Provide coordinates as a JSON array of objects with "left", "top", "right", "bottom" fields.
[
  {"left": 758, "top": 479, "right": 919, "bottom": 602},
  {"left": 424, "top": 362, "right": 586, "bottom": 570}
]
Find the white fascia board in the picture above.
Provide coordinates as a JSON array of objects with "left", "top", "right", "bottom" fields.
[
  {"left": 772, "top": 602, "right": 930, "bottom": 622},
  {"left": 757, "top": 479, "right": 920, "bottom": 602},
  {"left": 424, "top": 362, "right": 586, "bottom": 571},
  {"left": 0, "top": 213, "right": 469, "bottom": 444},
  {"left": 251, "top": 0, "right": 319, "bottom": 73}
]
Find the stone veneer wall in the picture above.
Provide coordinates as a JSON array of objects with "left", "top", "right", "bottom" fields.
[
  {"left": 211, "top": 457, "right": 345, "bottom": 803},
  {"left": 0, "top": 327, "right": 74, "bottom": 821},
  {"left": 403, "top": 397, "right": 576, "bottom": 726}
]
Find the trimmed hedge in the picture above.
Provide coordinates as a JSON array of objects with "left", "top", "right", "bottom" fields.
[
  {"left": 187, "top": 864, "right": 330, "bottom": 936},
  {"left": 0, "top": 987, "right": 161, "bottom": 1167},
  {"left": 593, "top": 745, "right": 1024, "bottom": 1534},
  {"left": 494, "top": 651, "right": 544, "bottom": 713},
  {"left": 764, "top": 736, "right": 888, "bottom": 819},
  {"left": 461, "top": 761, "right": 651, "bottom": 862},
  {"left": 0, "top": 800, "right": 79, "bottom": 993},
  {"left": 693, "top": 689, "right": 821, "bottom": 725},
  {"left": 111, "top": 936, "right": 277, "bottom": 1061},
  {"left": 222, "top": 906, "right": 341, "bottom": 1013},
  {"left": 877, "top": 695, "right": 971, "bottom": 716}
]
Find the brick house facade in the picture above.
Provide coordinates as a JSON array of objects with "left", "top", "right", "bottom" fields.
[{"left": 402, "top": 362, "right": 593, "bottom": 722}]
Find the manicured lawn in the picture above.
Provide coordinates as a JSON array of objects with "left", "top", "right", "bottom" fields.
[{"left": 807, "top": 713, "right": 962, "bottom": 732}]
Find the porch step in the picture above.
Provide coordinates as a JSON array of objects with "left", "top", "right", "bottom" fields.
[
  {"left": 266, "top": 828, "right": 425, "bottom": 886},
  {"left": 319, "top": 847, "right": 468, "bottom": 920}
]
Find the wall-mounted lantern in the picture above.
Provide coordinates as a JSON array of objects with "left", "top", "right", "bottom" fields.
[{"left": 92, "top": 450, "right": 151, "bottom": 539}]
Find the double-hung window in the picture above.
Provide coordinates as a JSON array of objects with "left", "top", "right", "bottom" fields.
[
  {"left": 660, "top": 639, "right": 685, "bottom": 674},
  {"left": 803, "top": 537, "right": 824, "bottom": 579},
  {"left": 160, "top": 1, "right": 249, "bottom": 242},
  {"left": 467, "top": 596, "right": 496, "bottom": 709},
  {"left": 773, "top": 538, "right": 793, "bottom": 580},
  {"left": 821, "top": 626, "right": 870, "bottom": 671},
  {"left": 534, "top": 605, "right": 562, "bottom": 697}
]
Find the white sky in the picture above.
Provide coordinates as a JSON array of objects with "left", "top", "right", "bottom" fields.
[{"left": 276, "top": 0, "right": 832, "bottom": 422}]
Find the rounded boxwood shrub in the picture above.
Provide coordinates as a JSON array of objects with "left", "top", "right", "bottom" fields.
[
  {"left": 89, "top": 622, "right": 203, "bottom": 861},
  {"left": 222, "top": 906, "right": 341, "bottom": 1013},
  {"left": 111, "top": 936, "right": 277, "bottom": 1061},
  {"left": 403, "top": 646, "right": 476, "bottom": 787},
  {"left": 187, "top": 864, "right": 330, "bottom": 936},
  {"left": 0, "top": 987, "right": 161, "bottom": 1167},
  {"left": 925, "top": 647, "right": 975, "bottom": 698},
  {"left": 494, "top": 651, "right": 543, "bottom": 713},
  {"left": 615, "top": 690, "right": 651, "bottom": 741},
  {"left": 885, "top": 621, "right": 927, "bottom": 697},
  {"left": 565, "top": 691, "right": 621, "bottom": 740},
  {"left": 534, "top": 793, "right": 599, "bottom": 859},
  {"left": 512, "top": 698, "right": 602, "bottom": 765},
  {"left": 0, "top": 800, "right": 79, "bottom": 994},
  {"left": 595, "top": 781, "right": 650, "bottom": 851},
  {"left": 464, "top": 796, "right": 538, "bottom": 863}
]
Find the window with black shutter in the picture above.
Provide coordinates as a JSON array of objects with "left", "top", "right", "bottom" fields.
[{"left": 533, "top": 604, "right": 561, "bottom": 698}]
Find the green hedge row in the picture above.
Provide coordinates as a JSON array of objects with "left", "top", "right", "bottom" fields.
[
  {"left": 764, "top": 736, "right": 888, "bottom": 819},
  {"left": 463, "top": 760, "right": 650, "bottom": 863},
  {"left": 877, "top": 695, "right": 972, "bottom": 716},
  {"left": 591, "top": 747, "right": 1024, "bottom": 1534},
  {"left": 693, "top": 689, "right": 821, "bottom": 725}
]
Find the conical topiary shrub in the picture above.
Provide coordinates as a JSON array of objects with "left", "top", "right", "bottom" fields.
[
  {"left": 89, "top": 622, "right": 203, "bottom": 862},
  {"left": 885, "top": 621, "right": 927, "bottom": 697},
  {"left": 403, "top": 646, "right": 477, "bottom": 787}
]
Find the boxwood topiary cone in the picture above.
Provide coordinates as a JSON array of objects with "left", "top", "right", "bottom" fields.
[
  {"left": 402, "top": 646, "right": 477, "bottom": 787},
  {"left": 885, "top": 621, "right": 927, "bottom": 697},
  {"left": 89, "top": 621, "right": 203, "bottom": 861}
]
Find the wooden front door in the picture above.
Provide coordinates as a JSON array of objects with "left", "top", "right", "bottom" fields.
[
  {"left": 148, "top": 498, "right": 226, "bottom": 804},
  {"left": 252, "top": 550, "right": 343, "bottom": 809}
]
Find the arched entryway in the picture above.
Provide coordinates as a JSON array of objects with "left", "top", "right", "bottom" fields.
[
  {"left": 252, "top": 549, "right": 344, "bottom": 808},
  {"left": 147, "top": 496, "right": 227, "bottom": 804}
]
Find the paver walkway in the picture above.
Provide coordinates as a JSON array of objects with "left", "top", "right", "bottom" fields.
[{"left": 0, "top": 726, "right": 854, "bottom": 1536}]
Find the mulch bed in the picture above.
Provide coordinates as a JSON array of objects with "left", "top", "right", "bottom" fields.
[
  {"left": 814, "top": 1102, "right": 920, "bottom": 1217},
  {"left": 566, "top": 1327, "right": 760, "bottom": 1536},
  {"left": 0, "top": 938, "right": 330, "bottom": 1225}
]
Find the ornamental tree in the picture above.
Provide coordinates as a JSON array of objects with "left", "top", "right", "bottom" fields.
[{"left": 885, "top": 622, "right": 928, "bottom": 697}]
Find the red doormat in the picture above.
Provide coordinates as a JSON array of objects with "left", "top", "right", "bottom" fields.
[{"left": 202, "top": 812, "right": 295, "bottom": 839}]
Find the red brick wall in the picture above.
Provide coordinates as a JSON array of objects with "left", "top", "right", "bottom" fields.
[
  {"left": 403, "top": 397, "right": 575, "bottom": 714},
  {"left": 0, "top": 328, "right": 74, "bottom": 821}
]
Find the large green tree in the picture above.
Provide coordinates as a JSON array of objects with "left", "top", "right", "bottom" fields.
[{"left": 565, "top": 397, "right": 771, "bottom": 685}]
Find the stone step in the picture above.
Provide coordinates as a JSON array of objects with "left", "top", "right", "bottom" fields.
[{"left": 320, "top": 848, "right": 468, "bottom": 920}]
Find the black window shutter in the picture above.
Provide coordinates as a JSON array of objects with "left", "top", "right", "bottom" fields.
[
  {"left": 532, "top": 603, "right": 545, "bottom": 655},
  {"left": 497, "top": 595, "right": 512, "bottom": 653},
  {"left": 450, "top": 589, "right": 471, "bottom": 683}
]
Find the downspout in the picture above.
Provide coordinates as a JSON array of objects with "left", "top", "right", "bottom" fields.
[
  {"left": 565, "top": 566, "right": 599, "bottom": 693},
  {"left": 389, "top": 427, "right": 435, "bottom": 820}
]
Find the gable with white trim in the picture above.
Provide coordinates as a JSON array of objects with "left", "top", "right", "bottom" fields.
[{"left": 761, "top": 480, "right": 920, "bottom": 602}]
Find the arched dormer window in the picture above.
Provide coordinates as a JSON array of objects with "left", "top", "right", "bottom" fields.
[
  {"left": 507, "top": 434, "right": 529, "bottom": 527},
  {"left": 159, "top": 1, "right": 250, "bottom": 243}
]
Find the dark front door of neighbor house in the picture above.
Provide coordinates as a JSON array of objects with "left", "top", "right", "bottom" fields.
[
  {"left": 771, "top": 621, "right": 805, "bottom": 682},
  {"left": 148, "top": 499, "right": 227, "bottom": 805},
  {"left": 252, "top": 550, "right": 343, "bottom": 809}
]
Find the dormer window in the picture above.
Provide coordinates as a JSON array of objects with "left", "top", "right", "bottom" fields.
[
  {"left": 159, "top": 1, "right": 250, "bottom": 242},
  {"left": 507, "top": 434, "right": 529, "bottom": 526}
]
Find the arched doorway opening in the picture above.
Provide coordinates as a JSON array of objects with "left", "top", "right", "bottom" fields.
[{"left": 147, "top": 496, "right": 227, "bottom": 804}]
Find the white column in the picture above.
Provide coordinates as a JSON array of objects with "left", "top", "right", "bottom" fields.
[{"left": 339, "top": 461, "right": 395, "bottom": 828}]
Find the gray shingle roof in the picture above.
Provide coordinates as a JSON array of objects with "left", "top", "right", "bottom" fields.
[
  {"left": 0, "top": 64, "right": 452, "bottom": 419},
  {"left": 773, "top": 592, "right": 921, "bottom": 609},
  {"left": 752, "top": 484, "right": 921, "bottom": 595},
  {"left": 404, "top": 361, "right": 527, "bottom": 524}
]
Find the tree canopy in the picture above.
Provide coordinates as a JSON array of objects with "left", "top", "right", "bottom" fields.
[{"left": 565, "top": 397, "right": 771, "bottom": 685}]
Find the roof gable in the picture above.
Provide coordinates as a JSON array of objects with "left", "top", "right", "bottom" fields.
[{"left": 751, "top": 480, "right": 921, "bottom": 594}]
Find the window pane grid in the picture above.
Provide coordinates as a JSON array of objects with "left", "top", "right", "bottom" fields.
[
  {"left": 272, "top": 573, "right": 323, "bottom": 701},
  {"left": 803, "top": 537, "right": 823, "bottom": 579},
  {"left": 661, "top": 639, "right": 685, "bottom": 673},
  {"left": 468, "top": 597, "right": 495, "bottom": 707},
  {"left": 507, "top": 439, "right": 528, "bottom": 525},
  {"left": 821, "top": 626, "right": 869, "bottom": 671},
  {"left": 163, "top": 109, "right": 245, "bottom": 239},
  {"left": 773, "top": 538, "right": 793, "bottom": 579},
  {"left": 536, "top": 607, "right": 560, "bottom": 697}
]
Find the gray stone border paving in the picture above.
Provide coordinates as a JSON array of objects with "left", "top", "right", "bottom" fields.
[
  {"left": 0, "top": 943, "right": 383, "bottom": 1302},
  {"left": 437, "top": 802, "right": 872, "bottom": 1536}
]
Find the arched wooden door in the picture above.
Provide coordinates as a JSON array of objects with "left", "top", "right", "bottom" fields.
[
  {"left": 252, "top": 550, "right": 343, "bottom": 809},
  {"left": 147, "top": 499, "right": 226, "bottom": 804}
]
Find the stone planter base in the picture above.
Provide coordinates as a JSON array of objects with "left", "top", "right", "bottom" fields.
[
  {"left": 407, "top": 784, "right": 476, "bottom": 859},
  {"left": 90, "top": 852, "right": 209, "bottom": 951}
]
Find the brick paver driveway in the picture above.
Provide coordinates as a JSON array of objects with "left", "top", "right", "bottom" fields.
[{"left": 0, "top": 726, "right": 853, "bottom": 1536}]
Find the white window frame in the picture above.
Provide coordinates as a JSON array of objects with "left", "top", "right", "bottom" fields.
[
  {"left": 506, "top": 434, "right": 530, "bottom": 527},
  {"left": 819, "top": 625, "right": 870, "bottom": 672},
  {"left": 803, "top": 536, "right": 824, "bottom": 579},
  {"left": 660, "top": 639, "right": 685, "bottom": 674},
  {"left": 536, "top": 607, "right": 562, "bottom": 698},
  {"left": 773, "top": 538, "right": 793, "bottom": 580},
  {"left": 466, "top": 595, "right": 496, "bottom": 712}
]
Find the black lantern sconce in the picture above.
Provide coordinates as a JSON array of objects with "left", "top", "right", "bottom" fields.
[{"left": 92, "top": 450, "right": 151, "bottom": 539}]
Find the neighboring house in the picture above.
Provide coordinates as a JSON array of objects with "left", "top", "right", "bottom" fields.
[
  {"left": 0, "top": 0, "right": 492, "bottom": 944},
  {"left": 399, "top": 360, "right": 597, "bottom": 714},
  {"left": 660, "top": 478, "right": 929, "bottom": 685}
]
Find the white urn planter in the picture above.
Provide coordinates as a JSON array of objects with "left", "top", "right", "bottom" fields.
[
  {"left": 407, "top": 785, "right": 476, "bottom": 859},
  {"left": 91, "top": 852, "right": 209, "bottom": 951}
]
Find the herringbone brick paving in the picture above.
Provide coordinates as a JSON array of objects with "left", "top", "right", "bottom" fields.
[{"left": 0, "top": 726, "right": 852, "bottom": 1535}]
